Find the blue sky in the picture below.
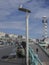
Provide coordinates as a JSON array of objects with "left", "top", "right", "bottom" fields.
[{"left": 0, "top": 0, "right": 49, "bottom": 39}]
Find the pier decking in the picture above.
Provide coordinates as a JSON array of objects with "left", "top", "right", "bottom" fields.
[{"left": 29, "top": 43, "right": 49, "bottom": 65}]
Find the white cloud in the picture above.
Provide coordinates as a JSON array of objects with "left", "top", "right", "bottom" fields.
[
  {"left": 0, "top": 10, "right": 10, "bottom": 18},
  {"left": 0, "top": 0, "right": 49, "bottom": 38},
  {"left": 0, "top": 0, "right": 30, "bottom": 20},
  {"left": 0, "top": 21, "right": 25, "bottom": 30},
  {"left": 0, "top": 0, "right": 47, "bottom": 20},
  {"left": 0, "top": 0, "right": 29, "bottom": 9},
  {"left": 34, "top": 8, "right": 49, "bottom": 18}
]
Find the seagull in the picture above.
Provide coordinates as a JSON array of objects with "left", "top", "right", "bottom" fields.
[
  {"left": 19, "top": 4, "right": 23, "bottom": 8},
  {"left": 19, "top": 0, "right": 33, "bottom": 8}
]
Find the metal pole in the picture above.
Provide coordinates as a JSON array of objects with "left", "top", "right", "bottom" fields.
[
  {"left": 26, "top": 13, "right": 29, "bottom": 65},
  {"left": 18, "top": 7, "right": 31, "bottom": 65}
]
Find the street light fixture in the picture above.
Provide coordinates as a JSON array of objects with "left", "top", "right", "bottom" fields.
[
  {"left": 18, "top": 6, "right": 31, "bottom": 65},
  {"left": 18, "top": 7, "right": 31, "bottom": 13}
]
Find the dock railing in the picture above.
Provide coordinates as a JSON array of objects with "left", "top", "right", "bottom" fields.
[{"left": 29, "top": 47, "right": 43, "bottom": 65}]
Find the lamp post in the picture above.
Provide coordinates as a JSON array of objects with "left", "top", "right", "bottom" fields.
[{"left": 18, "top": 6, "right": 31, "bottom": 65}]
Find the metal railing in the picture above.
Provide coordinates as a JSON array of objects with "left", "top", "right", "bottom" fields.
[{"left": 29, "top": 47, "right": 43, "bottom": 65}]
